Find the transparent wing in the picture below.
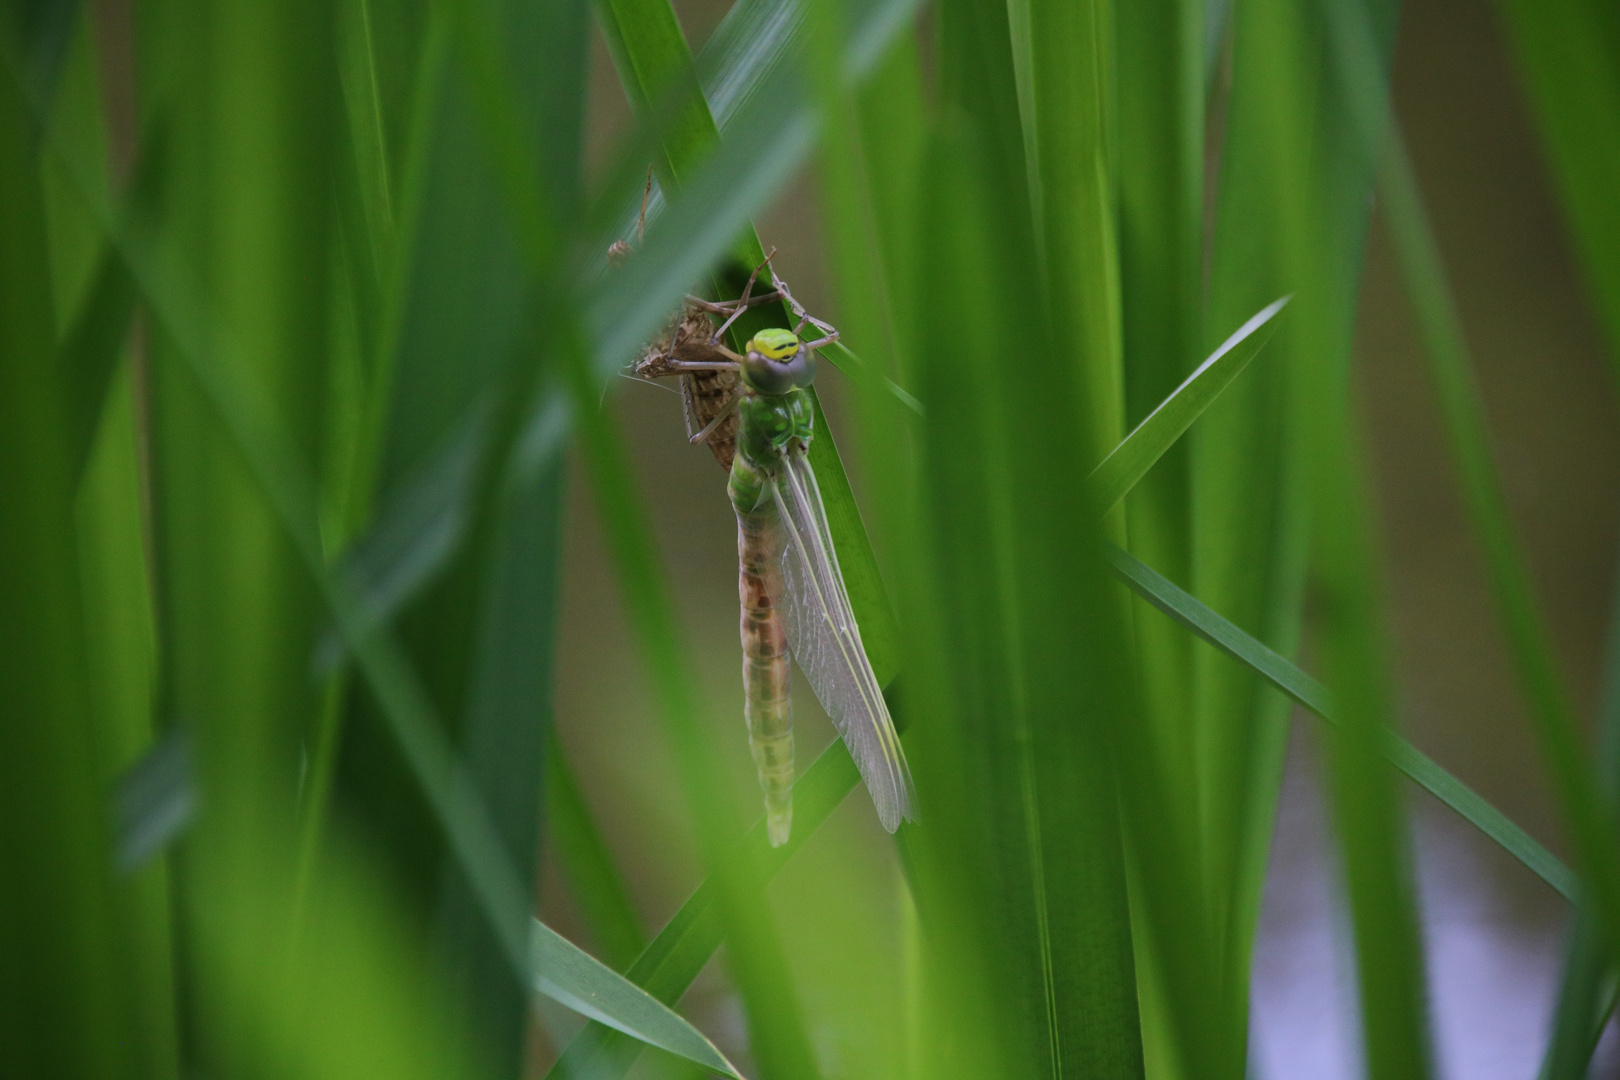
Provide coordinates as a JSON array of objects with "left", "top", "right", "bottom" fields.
[{"left": 769, "top": 450, "right": 915, "bottom": 831}]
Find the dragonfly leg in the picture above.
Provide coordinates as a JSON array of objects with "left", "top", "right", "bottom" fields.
[
  {"left": 689, "top": 395, "right": 738, "bottom": 445},
  {"left": 607, "top": 166, "right": 655, "bottom": 267},
  {"left": 711, "top": 248, "right": 779, "bottom": 342},
  {"left": 635, "top": 165, "right": 652, "bottom": 245},
  {"left": 686, "top": 290, "right": 785, "bottom": 311},
  {"left": 662, "top": 357, "right": 741, "bottom": 373},
  {"left": 769, "top": 271, "right": 842, "bottom": 345},
  {"left": 799, "top": 330, "right": 840, "bottom": 351},
  {"left": 683, "top": 290, "right": 784, "bottom": 317}
]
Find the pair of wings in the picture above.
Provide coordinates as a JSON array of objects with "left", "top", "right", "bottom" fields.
[{"left": 767, "top": 450, "right": 916, "bottom": 833}]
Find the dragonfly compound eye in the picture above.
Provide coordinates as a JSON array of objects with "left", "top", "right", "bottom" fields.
[{"left": 742, "top": 329, "right": 804, "bottom": 395}]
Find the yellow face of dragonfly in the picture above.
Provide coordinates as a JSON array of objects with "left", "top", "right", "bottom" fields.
[
  {"left": 742, "top": 328, "right": 816, "bottom": 396},
  {"left": 750, "top": 328, "right": 800, "bottom": 360}
]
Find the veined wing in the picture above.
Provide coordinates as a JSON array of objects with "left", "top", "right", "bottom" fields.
[{"left": 770, "top": 450, "right": 915, "bottom": 831}]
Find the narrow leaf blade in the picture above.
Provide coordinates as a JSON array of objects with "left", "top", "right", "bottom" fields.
[
  {"left": 532, "top": 919, "right": 744, "bottom": 1079},
  {"left": 1087, "top": 296, "right": 1287, "bottom": 513}
]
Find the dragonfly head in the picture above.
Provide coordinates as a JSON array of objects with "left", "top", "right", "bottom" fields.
[{"left": 742, "top": 328, "right": 816, "bottom": 395}]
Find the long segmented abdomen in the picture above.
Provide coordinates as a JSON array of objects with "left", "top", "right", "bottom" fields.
[{"left": 734, "top": 498, "right": 794, "bottom": 846}]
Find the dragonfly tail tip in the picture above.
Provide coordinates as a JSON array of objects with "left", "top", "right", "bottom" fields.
[{"left": 767, "top": 806, "right": 792, "bottom": 848}]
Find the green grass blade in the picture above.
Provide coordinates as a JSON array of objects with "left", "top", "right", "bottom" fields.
[
  {"left": 1278, "top": 44, "right": 1440, "bottom": 1052},
  {"left": 1087, "top": 297, "right": 1287, "bottom": 514},
  {"left": 548, "top": 729, "right": 870, "bottom": 1080},
  {"left": 1493, "top": 0, "right": 1620, "bottom": 378},
  {"left": 1195, "top": 1, "right": 1401, "bottom": 1068},
  {"left": 800, "top": 8, "right": 919, "bottom": 686},
  {"left": 1023, "top": 0, "right": 1123, "bottom": 465},
  {"left": 546, "top": 735, "right": 647, "bottom": 973},
  {"left": 1113, "top": 22, "right": 1205, "bottom": 1068},
  {"left": 1117, "top": 0, "right": 1203, "bottom": 589},
  {"left": 57, "top": 248, "right": 135, "bottom": 481},
  {"left": 423, "top": 0, "right": 588, "bottom": 1068},
  {"left": 435, "top": 440, "right": 571, "bottom": 1063},
  {"left": 1317, "top": 0, "right": 1620, "bottom": 969},
  {"left": 906, "top": 6, "right": 1145, "bottom": 1065},
  {"left": 39, "top": 72, "right": 543, "bottom": 1006},
  {"left": 78, "top": 368, "right": 179, "bottom": 1078},
  {"left": 0, "top": 43, "right": 142, "bottom": 1079},
  {"left": 1381, "top": 126, "right": 1620, "bottom": 953},
  {"left": 35, "top": 12, "right": 135, "bottom": 485},
  {"left": 591, "top": 0, "right": 716, "bottom": 185},
  {"left": 1540, "top": 942, "right": 1616, "bottom": 1080},
  {"left": 531, "top": 919, "right": 745, "bottom": 1079},
  {"left": 1106, "top": 545, "right": 1578, "bottom": 902},
  {"left": 699, "top": 0, "right": 808, "bottom": 131},
  {"left": 340, "top": 12, "right": 448, "bottom": 541},
  {"left": 1305, "top": 379, "right": 1434, "bottom": 1080},
  {"left": 1537, "top": 556, "right": 1620, "bottom": 1078},
  {"left": 335, "top": 0, "right": 396, "bottom": 314}
]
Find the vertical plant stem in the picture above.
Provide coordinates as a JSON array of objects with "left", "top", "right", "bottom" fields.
[{"left": 0, "top": 43, "right": 142, "bottom": 1080}]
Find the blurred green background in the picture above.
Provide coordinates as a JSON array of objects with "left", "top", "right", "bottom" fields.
[{"left": 4, "top": 0, "right": 1620, "bottom": 1077}]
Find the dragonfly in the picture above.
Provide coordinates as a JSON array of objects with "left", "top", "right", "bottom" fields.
[{"left": 633, "top": 260, "right": 915, "bottom": 846}]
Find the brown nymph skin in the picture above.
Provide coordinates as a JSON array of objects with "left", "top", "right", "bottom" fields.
[{"left": 633, "top": 303, "right": 740, "bottom": 470}]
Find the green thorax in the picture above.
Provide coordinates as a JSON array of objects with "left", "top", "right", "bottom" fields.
[
  {"left": 729, "top": 387, "right": 814, "bottom": 514},
  {"left": 738, "top": 387, "right": 813, "bottom": 464},
  {"left": 728, "top": 329, "right": 817, "bottom": 514}
]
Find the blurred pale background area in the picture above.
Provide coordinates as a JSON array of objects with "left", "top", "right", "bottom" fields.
[{"left": 545, "top": 0, "right": 1620, "bottom": 1076}]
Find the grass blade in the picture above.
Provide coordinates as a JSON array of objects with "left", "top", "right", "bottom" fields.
[
  {"left": 1493, "top": 0, "right": 1620, "bottom": 377},
  {"left": 1022, "top": 0, "right": 1123, "bottom": 465},
  {"left": 1318, "top": 0, "right": 1620, "bottom": 970},
  {"left": 432, "top": 0, "right": 589, "bottom": 1068},
  {"left": 1107, "top": 545, "right": 1578, "bottom": 902},
  {"left": 591, "top": 0, "right": 716, "bottom": 185},
  {"left": 906, "top": 1, "right": 1145, "bottom": 1063},
  {"left": 1382, "top": 122, "right": 1620, "bottom": 953},
  {"left": 532, "top": 919, "right": 745, "bottom": 1079},
  {"left": 1537, "top": 555, "right": 1620, "bottom": 1078},
  {"left": 546, "top": 735, "right": 647, "bottom": 973},
  {"left": 1117, "top": 0, "right": 1204, "bottom": 580},
  {"left": 0, "top": 42, "right": 141, "bottom": 1078},
  {"left": 45, "top": 154, "right": 714, "bottom": 1071},
  {"left": 57, "top": 248, "right": 135, "bottom": 481},
  {"left": 38, "top": 60, "right": 545, "bottom": 1029},
  {"left": 1114, "top": 21, "right": 1205, "bottom": 1069},
  {"left": 1195, "top": 1, "right": 1401, "bottom": 1067},
  {"left": 1087, "top": 297, "right": 1287, "bottom": 514},
  {"left": 548, "top": 736, "right": 866, "bottom": 1080}
]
